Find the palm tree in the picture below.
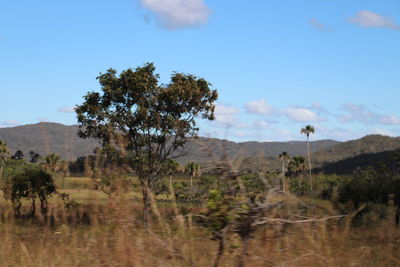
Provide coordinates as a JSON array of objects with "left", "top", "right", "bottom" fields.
[
  {"left": 44, "top": 153, "right": 61, "bottom": 173},
  {"left": 279, "top": 151, "right": 290, "bottom": 194},
  {"left": 186, "top": 162, "right": 201, "bottom": 190},
  {"left": 164, "top": 159, "right": 179, "bottom": 197},
  {"left": 0, "top": 141, "right": 9, "bottom": 178},
  {"left": 288, "top": 156, "right": 306, "bottom": 189},
  {"left": 301, "top": 125, "right": 315, "bottom": 190}
]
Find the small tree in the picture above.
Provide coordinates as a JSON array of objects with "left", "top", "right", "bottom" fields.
[
  {"left": 0, "top": 140, "right": 9, "bottom": 178},
  {"left": 29, "top": 150, "right": 41, "bottom": 163},
  {"left": 43, "top": 153, "right": 61, "bottom": 173},
  {"left": 278, "top": 151, "right": 290, "bottom": 194},
  {"left": 76, "top": 63, "right": 218, "bottom": 228},
  {"left": 11, "top": 150, "right": 24, "bottom": 160},
  {"left": 2, "top": 165, "right": 56, "bottom": 217},
  {"left": 163, "top": 159, "right": 179, "bottom": 197},
  {"left": 202, "top": 189, "right": 236, "bottom": 267},
  {"left": 186, "top": 161, "right": 201, "bottom": 190},
  {"left": 287, "top": 156, "right": 307, "bottom": 193}
]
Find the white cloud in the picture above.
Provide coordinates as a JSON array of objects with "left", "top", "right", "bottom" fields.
[
  {"left": 213, "top": 104, "right": 243, "bottom": 128},
  {"left": 283, "top": 107, "right": 319, "bottom": 122},
  {"left": 254, "top": 119, "right": 270, "bottom": 129},
  {"left": 37, "top": 117, "right": 54, "bottom": 123},
  {"left": 139, "top": 0, "right": 210, "bottom": 29},
  {"left": 371, "top": 128, "right": 395, "bottom": 137},
  {"left": 275, "top": 129, "right": 296, "bottom": 141},
  {"left": 58, "top": 106, "right": 75, "bottom": 113},
  {"left": 338, "top": 103, "right": 375, "bottom": 124},
  {"left": 379, "top": 115, "right": 400, "bottom": 125},
  {"left": 215, "top": 104, "right": 239, "bottom": 116},
  {"left": 245, "top": 99, "right": 273, "bottom": 115},
  {"left": 339, "top": 103, "right": 400, "bottom": 125},
  {"left": 0, "top": 120, "right": 19, "bottom": 127},
  {"left": 348, "top": 10, "right": 400, "bottom": 31},
  {"left": 312, "top": 124, "right": 360, "bottom": 141},
  {"left": 310, "top": 18, "right": 334, "bottom": 32}
]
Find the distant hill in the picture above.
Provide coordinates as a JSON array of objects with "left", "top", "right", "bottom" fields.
[
  {"left": 314, "top": 149, "right": 400, "bottom": 175},
  {"left": 231, "top": 135, "right": 400, "bottom": 173},
  {"left": 0, "top": 123, "right": 100, "bottom": 160},
  {"left": 0, "top": 123, "right": 338, "bottom": 163},
  {"left": 1, "top": 123, "right": 399, "bottom": 174},
  {"left": 312, "top": 135, "right": 400, "bottom": 168}
]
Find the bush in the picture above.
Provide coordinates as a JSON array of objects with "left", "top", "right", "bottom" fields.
[{"left": 2, "top": 161, "right": 56, "bottom": 217}]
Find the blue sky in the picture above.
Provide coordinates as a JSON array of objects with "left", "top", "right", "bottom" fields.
[{"left": 0, "top": 0, "right": 399, "bottom": 142}]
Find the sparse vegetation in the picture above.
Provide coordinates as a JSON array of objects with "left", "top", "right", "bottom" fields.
[{"left": 1, "top": 67, "right": 399, "bottom": 266}]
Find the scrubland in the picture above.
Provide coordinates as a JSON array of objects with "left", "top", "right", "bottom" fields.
[{"left": 1, "top": 176, "right": 399, "bottom": 267}]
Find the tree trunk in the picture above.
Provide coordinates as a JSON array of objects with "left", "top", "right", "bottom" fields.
[
  {"left": 281, "top": 161, "right": 286, "bottom": 194},
  {"left": 30, "top": 197, "right": 36, "bottom": 218},
  {"left": 40, "top": 197, "right": 48, "bottom": 219},
  {"left": 142, "top": 185, "right": 151, "bottom": 230},
  {"left": 307, "top": 136, "right": 312, "bottom": 191},
  {"left": 237, "top": 238, "right": 249, "bottom": 267},
  {"left": 190, "top": 173, "right": 193, "bottom": 190},
  {"left": 14, "top": 200, "right": 21, "bottom": 217},
  {"left": 213, "top": 237, "right": 225, "bottom": 267},
  {"left": 169, "top": 174, "right": 172, "bottom": 198}
]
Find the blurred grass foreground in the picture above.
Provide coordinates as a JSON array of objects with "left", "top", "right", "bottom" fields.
[{"left": 0, "top": 173, "right": 400, "bottom": 267}]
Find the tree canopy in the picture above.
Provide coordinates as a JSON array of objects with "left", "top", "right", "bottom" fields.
[{"left": 76, "top": 63, "right": 218, "bottom": 227}]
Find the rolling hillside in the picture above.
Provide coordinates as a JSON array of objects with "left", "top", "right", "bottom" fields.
[
  {"left": 312, "top": 135, "right": 400, "bottom": 167},
  {"left": 0, "top": 123, "right": 338, "bottom": 163}
]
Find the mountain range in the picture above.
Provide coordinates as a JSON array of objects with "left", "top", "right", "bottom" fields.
[
  {"left": 1, "top": 123, "right": 399, "bottom": 174},
  {"left": 0, "top": 122, "right": 337, "bottom": 161}
]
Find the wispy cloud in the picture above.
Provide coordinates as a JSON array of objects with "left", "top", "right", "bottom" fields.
[
  {"left": 283, "top": 107, "right": 321, "bottom": 123},
  {"left": 338, "top": 103, "right": 400, "bottom": 125},
  {"left": 245, "top": 99, "right": 273, "bottom": 115},
  {"left": 0, "top": 120, "right": 20, "bottom": 127},
  {"left": 348, "top": 10, "right": 400, "bottom": 31},
  {"left": 37, "top": 117, "right": 54, "bottom": 123},
  {"left": 58, "top": 106, "right": 75, "bottom": 113},
  {"left": 212, "top": 104, "right": 243, "bottom": 128},
  {"left": 310, "top": 18, "right": 334, "bottom": 32},
  {"left": 138, "top": 0, "right": 210, "bottom": 30},
  {"left": 371, "top": 128, "right": 396, "bottom": 137}
]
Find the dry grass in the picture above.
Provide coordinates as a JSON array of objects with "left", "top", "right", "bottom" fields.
[{"left": 0, "top": 177, "right": 400, "bottom": 266}]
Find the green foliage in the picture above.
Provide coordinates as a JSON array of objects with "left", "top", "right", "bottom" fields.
[
  {"left": 298, "top": 151, "right": 400, "bottom": 209},
  {"left": 202, "top": 189, "right": 236, "bottom": 238},
  {"left": 241, "top": 173, "right": 267, "bottom": 202},
  {"left": 0, "top": 140, "right": 9, "bottom": 178},
  {"left": 29, "top": 150, "right": 41, "bottom": 163},
  {"left": 337, "top": 164, "right": 400, "bottom": 207},
  {"left": 1, "top": 161, "right": 56, "bottom": 217},
  {"left": 11, "top": 150, "right": 24, "bottom": 160},
  {"left": 300, "top": 125, "right": 315, "bottom": 137},
  {"left": 313, "top": 174, "right": 340, "bottom": 200},
  {"left": 76, "top": 63, "right": 217, "bottom": 187},
  {"left": 173, "top": 175, "right": 222, "bottom": 204},
  {"left": 75, "top": 63, "right": 218, "bottom": 227}
]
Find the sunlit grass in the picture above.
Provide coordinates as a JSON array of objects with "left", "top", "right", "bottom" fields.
[{"left": 1, "top": 176, "right": 400, "bottom": 266}]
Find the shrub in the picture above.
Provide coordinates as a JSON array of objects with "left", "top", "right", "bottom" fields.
[{"left": 2, "top": 162, "right": 56, "bottom": 217}]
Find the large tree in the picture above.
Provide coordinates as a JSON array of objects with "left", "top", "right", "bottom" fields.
[
  {"left": 300, "top": 125, "right": 315, "bottom": 190},
  {"left": 76, "top": 63, "right": 218, "bottom": 228}
]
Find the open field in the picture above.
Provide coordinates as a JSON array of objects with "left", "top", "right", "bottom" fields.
[{"left": 1, "top": 177, "right": 400, "bottom": 266}]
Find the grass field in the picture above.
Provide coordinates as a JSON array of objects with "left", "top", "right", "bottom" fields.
[{"left": 0, "top": 176, "right": 400, "bottom": 266}]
